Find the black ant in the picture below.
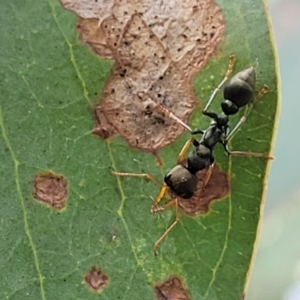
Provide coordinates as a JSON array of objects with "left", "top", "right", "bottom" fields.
[{"left": 111, "top": 55, "right": 273, "bottom": 255}]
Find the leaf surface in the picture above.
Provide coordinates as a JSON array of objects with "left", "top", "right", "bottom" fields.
[{"left": 0, "top": 0, "right": 278, "bottom": 299}]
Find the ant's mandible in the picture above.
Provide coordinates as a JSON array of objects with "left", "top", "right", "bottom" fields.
[{"left": 111, "top": 55, "right": 273, "bottom": 255}]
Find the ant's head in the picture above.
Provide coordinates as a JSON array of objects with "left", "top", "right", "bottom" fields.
[{"left": 164, "top": 165, "right": 197, "bottom": 199}]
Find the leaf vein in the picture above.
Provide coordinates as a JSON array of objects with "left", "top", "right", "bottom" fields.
[{"left": 0, "top": 104, "right": 46, "bottom": 300}]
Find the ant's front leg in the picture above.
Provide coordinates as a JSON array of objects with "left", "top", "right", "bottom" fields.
[
  {"left": 111, "top": 168, "right": 179, "bottom": 255},
  {"left": 110, "top": 168, "right": 164, "bottom": 186},
  {"left": 152, "top": 197, "right": 179, "bottom": 256},
  {"left": 155, "top": 103, "right": 193, "bottom": 132},
  {"left": 190, "top": 129, "right": 204, "bottom": 136}
]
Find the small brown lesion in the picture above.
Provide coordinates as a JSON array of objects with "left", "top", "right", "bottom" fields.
[
  {"left": 154, "top": 276, "right": 190, "bottom": 300},
  {"left": 84, "top": 266, "right": 109, "bottom": 293},
  {"left": 32, "top": 172, "right": 68, "bottom": 210}
]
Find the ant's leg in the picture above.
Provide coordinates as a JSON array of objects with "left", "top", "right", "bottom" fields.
[
  {"left": 151, "top": 197, "right": 177, "bottom": 213},
  {"left": 199, "top": 163, "right": 214, "bottom": 193},
  {"left": 224, "top": 85, "right": 269, "bottom": 142},
  {"left": 153, "top": 55, "right": 235, "bottom": 130},
  {"left": 226, "top": 147, "right": 274, "bottom": 159},
  {"left": 110, "top": 169, "right": 163, "bottom": 186},
  {"left": 111, "top": 169, "right": 174, "bottom": 207},
  {"left": 222, "top": 141, "right": 274, "bottom": 159},
  {"left": 153, "top": 198, "right": 179, "bottom": 255},
  {"left": 203, "top": 55, "right": 236, "bottom": 116},
  {"left": 111, "top": 168, "right": 176, "bottom": 254},
  {"left": 191, "top": 129, "right": 204, "bottom": 135},
  {"left": 176, "top": 138, "right": 196, "bottom": 164},
  {"left": 111, "top": 168, "right": 169, "bottom": 205},
  {"left": 151, "top": 185, "right": 169, "bottom": 210},
  {"left": 150, "top": 138, "right": 199, "bottom": 212},
  {"left": 155, "top": 103, "right": 192, "bottom": 132}
]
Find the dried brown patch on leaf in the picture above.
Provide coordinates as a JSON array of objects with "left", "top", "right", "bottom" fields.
[
  {"left": 61, "top": 0, "right": 225, "bottom": 152},
  {"left": 178, "top": 165, "right": 229, "bottom": 216},
  {"left": 98, "top": 16, "right": 196, "bottom": 151},
  {"left": 32, "top": 172, "right": 68, "bottom": 210},
  {"left": 62, "top": 0, "right": 225, "bottom": 79},
  {"left": 84, "top": 266, "right": 109, "bottom": 293},
  {"left": 155, "top": 276, "right": 190, "bottom": 300},
  {"left": 116, "top": 14, "right": 172, "bottom": 91},
  {"left": 174, "top": 2, "right": 225, "bottom": 79}
]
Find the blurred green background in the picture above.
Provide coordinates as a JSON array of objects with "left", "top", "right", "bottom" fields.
[{"left": 247, "top": 0, "right": 300, "bottom": 299}]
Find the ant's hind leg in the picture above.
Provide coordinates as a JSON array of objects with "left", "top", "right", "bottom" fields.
[
  {"left": 203, "top": 55, "right": 236, "bottom": 115},
  {"left": 153, "top": 198, "right": 179, "bottom": 255}
]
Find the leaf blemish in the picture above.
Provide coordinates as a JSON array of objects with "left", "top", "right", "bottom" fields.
[
  {"left": 32, "top": 172, "right": 68, "bottom": 210},
  {"left": 60, "top": 0, "right": 225, "bottom": 153},
  {"left": 155, "top": 276, "right": 190, "bottom": 300},
  {"left": 84, "top": 266, "right": 109, "bottom": 293}
]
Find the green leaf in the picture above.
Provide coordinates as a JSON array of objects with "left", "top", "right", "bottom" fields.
[{"left": 0, "top": 0, "right": 278, "bottom": 299}]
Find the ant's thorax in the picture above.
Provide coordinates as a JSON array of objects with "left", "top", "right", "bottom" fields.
[
  {"left": 215, "top": 112, "right": 229, "bottom": 126},
  {"left": 199, "top": 112, "right": 229, "bottom": 150}
]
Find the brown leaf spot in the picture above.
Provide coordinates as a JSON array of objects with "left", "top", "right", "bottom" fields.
[
  {"left": 60, "top": 1, "right": 225, "bottom": 152},
  {"left": 178, "top": 165, "right": 229, "bottom": 216},
  {"left": 100, "top": 71, "right": 196, "bottom": 151},
  {"left": 96, "top": 16, "right": 197, "bottom": 152},
  {"left": 155, "top": 276, "right": 190, "bottom": 300},
  {"left": 61, "top": 0, "right": 225, "bottom": 78},
  {"left": 32, "top": 172, "right": 67, "bottom": 210},
  {"left": 84, "top": 266, "right": 109, "bottom": 293}
]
